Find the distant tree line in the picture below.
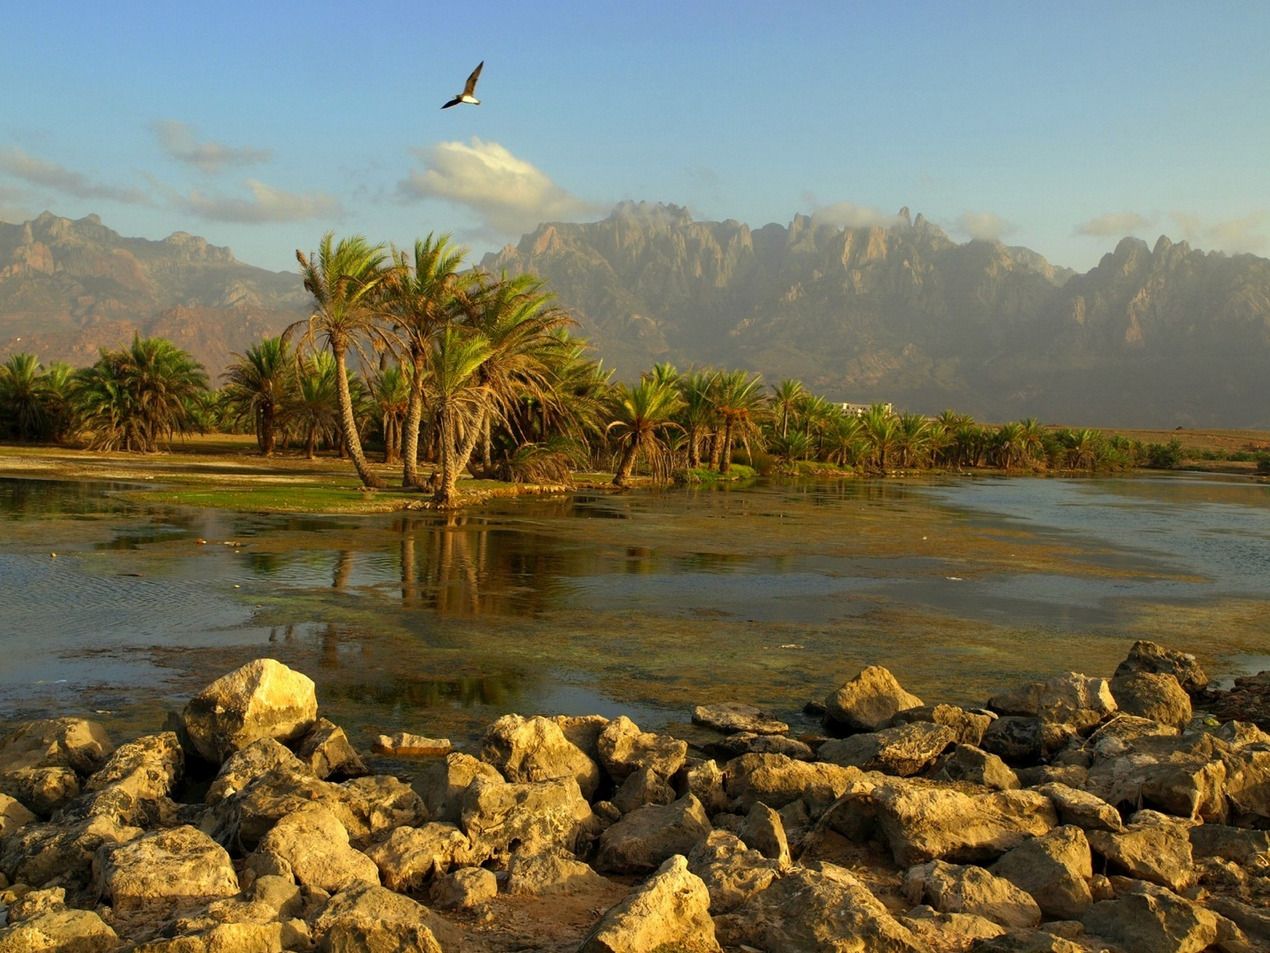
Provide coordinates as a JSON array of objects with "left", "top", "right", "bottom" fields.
[{"left": 2, "top": 231, "right": 1241, "bottom": 501}]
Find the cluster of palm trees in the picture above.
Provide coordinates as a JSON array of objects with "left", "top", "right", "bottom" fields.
[{"left": 1, "top": 231, "right": 1152, "bottom": 500}]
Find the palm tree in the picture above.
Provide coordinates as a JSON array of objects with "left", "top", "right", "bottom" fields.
[
  {"left": 369, "top": 363, "right": 411, "bottom": 464},
  {"left": 428, "top": 326, "right": 493, "bottom": 506},
  {"left": 991, "top": 421, "right": 1026, "bottom": 470},
  {"left": 826, "top": 414, "right": 868, "bottom": 467},
  {"left": 606, "top": 377, "right": 684, "bottom": 487},
  {"left": 860, "top": 403, "right": 899, "bottom": 471},
  {"left": 895, "top": 411, "right": 933, "bottom": 469},
  {"left": 287, "top": 352, "right": 342, "bottom": 459},
  {"left": 710, "top": 369, "right": 765, "bottom": 474},
  {"left": 1019, "top": 417, "right": 1047, "bottom": 470},
  {"left": 381, "top": 234, "right": 472, "bottom": 487},
  {"left": 291, "top": 233, "right": 394, "bottom": 489},
  {"left": 220, "top": 336, "right": 293, "bottom": 455},
  {"left": 675, "top": 369, "right": 717, "bottom": 470},
  {"left": 0, "top": 353, "right": 50, "bottom": 441},
  {"left": 71, "top": 336, "right": 208, "bottom": 452},
  {"left": 771, "top": 378, "right": 805, "bottom": 440}
]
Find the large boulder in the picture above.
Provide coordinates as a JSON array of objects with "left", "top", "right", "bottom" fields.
[
  {"left": 310, "top": 882, "right": 452, "bottom": 953},
  {"left": 723, "top": 753, "right": 866, "bottom": 815},
  {"left": 1114, "top": 640, "right": 1209, "bottom": 694},
  {"left": 931, "top": 745, "right": 1020, "bottom": 790},
  {"left": 0, "top": 907, "right": 120, "bottom": 953},
  {"left": 818, "top": 722, "right": 957, "bottom": 776},
  {"left": 1110, "top": 671, "right": 1193, "bottom": 729},
  {"left": 1083, "top": 883, "right": 1234, "bottom": 953},
  {"left": 888, "top": 704, "right": 994, "bottom": 746},
  {"left": 902, "top": 859, "right": 1042, "bottom": 929},
  {"left": 692, "top": 703, "right": 789, "bottom": 735},
  {"left": 1084, "top": 731, "right": 1228, "bottom": 822},
  {"left": 0, "top": 719, "right": 114, "bottom": 817},
  {"left": 362, "top": 823, "right": 476, "bottom": 892},
  {"left": 479, "top": 714, "right": 601, "bottom": 798},
  {"left": 414, "top": 752, "right": 503, "bottom": 824},
  {"left": 824, "top": 665, "right": 923, "bottom": 733},
  {"left": 1034, "top": 782, "right": 1123, "bottom": 833},
  {"left": 988, "top": 672, "right": 1116, "bottom": 732},
  {"left": 181, "top": 659, "right": 318, "bottom": 764},
  {"left": 248, "top": 803, "right": 378, "bottom": 893},
  {"left": 578, "top": 854, "right": 721, "bottom": 953},
  {"left": 2, "top": 813, "right": 142, "bottom": 892},
  {"left": 294, "top": 718, "right": 369, "bottom": 780},
  {"left": 0, "top": 793, "right": 37, "bottom": 840},
  {"left": 595, "top": 794, "right": 712, "bottom": 874},
  {"left": 1087, "top": 809, "right": 1195, "bottom": 892},
  {"left": 460, "top": 776, "right": 594, "bottom": 864},
  {"left": 686, "top": 831, "right": 781, "bottom": 914},
  {"left": 504, "top": 849, "right": 614, "bottom": 896},
  {"left": 989, "top": 825, "right": 1094, "bottom": 919},
  {"left": 93, "top": 825, "right": 238, "bottom": 917},
  {"left": 596, "top": 716, "right": 687, "bottom": 782}
]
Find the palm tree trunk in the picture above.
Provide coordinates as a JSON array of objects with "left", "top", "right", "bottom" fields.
[
  {"left": 438, "top": 406, "right": 485, "bottom": 505},
  {"left": 720, "top": 419, "right": 735, "bottom": 474},
  {"left": 333, "top": 344, "right": 383, "bottom": 488},
  {"left": 401, "top": 352, "right": 427, "bottom": 488},
  {"left": 612, "top": 442, "right": 638, "bottom": 487}
]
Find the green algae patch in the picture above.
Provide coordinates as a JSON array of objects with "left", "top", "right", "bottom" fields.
[{"left": 125, "top": 483, "right": 419, "bottom": 514}]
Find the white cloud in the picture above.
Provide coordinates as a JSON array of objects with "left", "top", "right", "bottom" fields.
[
  {"left": 399, "top": 138, "right": 603, "bottom": 235},
  {"left": 810, "top": 201, "right": 908, "bottom": 230},
  {"left": 0, "top": 147, "right": 150, "bottom": 204},
  {"left": 1170, "top": 210, "right": 1268, "bottom": 256},
  {"left": 956, "top": 211, "right": 1015, "bottom": 242},
  {"left": 177, "top": 179, "right": 341, "bottom": 224},
  {"left": 152, "top": 120, "right": 272, "bottom": 174},
  {"left": 1074, "top": 210, "right": 1155, "bottom": 237}
]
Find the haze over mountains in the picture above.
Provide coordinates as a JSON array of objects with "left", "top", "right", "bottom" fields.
[{"left": 2, "top": 206, "right": 1268, "bottom": 429}]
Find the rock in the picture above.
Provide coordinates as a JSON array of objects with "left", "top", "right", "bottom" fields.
[
  {"left": 371, "top": 732, "right": 451, "bottom": 756},
  {"left": 736, "top": 801, "right": 790, "bottom": 866},
  {"left": 678, "top": 757, "right": 731, "bottom": 815},
  {"left": 182, "top": 659, "right": 318, "bottom": 764},
  {"left": 551, "top": 714, "right": 609, "bottom": 761},
  {"left": 686, "top": 831, "right": 781, "bottom": 914},
  {"left": 610, "top": 764, "right": 676, "bottom": 814},
  {"left": 723, "top": 752, "right": 865, "bottom": 815},
  {"left": 1114, "top": 640, "right": 1208, "bottom": 694},
  {"left": 199, "top": 760, "right": 337, "bottom": 853},
  {"left": 94, "top": 825, "right": 238, "bottom": 917},
  {"left": 988, "top": 672, "right": 1116, "bottom": 732},
  {"left": 505, "top": 849, "right": 613, "bottom": 896},
  {"left": 1084, "top": 731, "right": 1228, "bottom": 821},
  {"left": 128, "top": 921, "right": 306, "bottom": 953},
  {"left": 967, "top": 931, "right": 1089, "bottom": 952},
  {"left": 295, "top": 718, "right": 368, "bottom": 780},
  {"left": 692, "top": 702, "right": 789, "bottom": 735},
  {"left": 249, "top": 803, "right": 378, "bottom": 893},
  {"left": 334, "top": 775, "right": 428, "bottom": 845},
  {"left": 1198, "top": 675, "right": 1270, "bottom": 732},
  {"left": 595, "top": 794, "right": 712, "bottom": 874},
  {"left": 931, "top": 745, "right": 1020, "bottom": 790},
  {"left": 1034, "top": 782, "right": 1123, "bottom": 833},
  {"left": 310, "top": 881, "right": 451, "bottom": 953},
  {"left": 2, "top": 813, "right": 142, "bottom": 892},
  {"left": 4, "top": 886, "right": 66, "bottom": 922},
  {"left": 1208, "top": 896, "right": 1270, "bottom": 943},
  {"left": 0, "top": 907, "right": 120, "bottom": 953},
  {"left": 1110, "top": 671, "right": 1193, "bottom": 729},
  {"left": 579, "top": 854, "right": 721, "bottom": 953},
  {"left": 1087, "top": 809, "right": 1195, "bottom": 891},
  {"left": 899, "top": 905, "right": 1008, "bottom": 949},
  {"left": 902, "top": 859, "right": 1042, "bottom": 929},
  {"left": 205, "top": 737, "right": 312, "bottom": 804},
  {"left": 703, "top": 732, "right": 814, "bottom": 761},
  {"left": 0, "top": 794, "right": 36, "bottom": 840},
  {"left": 1082, "top": 883, "right": 1231, "bottom": 953},
  {"left": 428, "top": 866, "right": 497, "bottom": 910},
  {"left": 461, "top": 776, "right": 595, "bottom": 864},
  {"left": 868, "top": 781, "right": 1058, "bottom": 867},
  {"left": 363, "top": 822, "right": 475, "bottom": 892},
  {"left": 1221, "top": 743, "right": 1270, "bottom": 826},
  {"left": 479, "top": 714, "right": 600, "bottom": 798},
  {"left": 889, "top": 703, "right": 995, "bottom": 746},
  {"left": 818, "top": 722, "right": 957, "bottom": 776},
  {"left": 824, "top": 665, "right": 924, "bottom": 733},
  {"left": 69, "top": 732, "right": 183, "bottom": 829},
  {"left": 1189, "top": 823, "right": 1270, "bottom": 867},
  {"left": 989, "top": 826, "right": 1093, "bottom": 920},
  {"left": 0, "top": 718, "right": 113, "bottom": 818},
  {"left": 596, "top": 716, "right": 687, "bottom": 782},
  {"left": 718, "top": 860, "right": 923, "bottom": 952},
  {"left": 980, "top": 716, "right": 1075, "bottom": 767},
  {"left": 414, "top": 751, "right": 503, "bottom": 824}
]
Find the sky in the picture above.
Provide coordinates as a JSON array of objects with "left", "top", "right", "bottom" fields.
[{"left": 2, "top": 1, "right": 1267, "bottom": 275}]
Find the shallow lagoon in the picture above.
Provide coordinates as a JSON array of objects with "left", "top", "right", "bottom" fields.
[{"left": 1, "top": 472, "right": 1267, "bottom": 749}]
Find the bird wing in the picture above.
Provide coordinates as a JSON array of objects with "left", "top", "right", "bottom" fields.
[
  {"left": 463, "top": 61, "right": 484, "bottom": 96},
  {"left": 441, "top": 96, "right": 462, "bottom": 109}
]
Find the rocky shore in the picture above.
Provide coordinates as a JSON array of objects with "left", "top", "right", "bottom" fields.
[{"left": 1, "top": 642, "right": 1268, "bottom": 952}]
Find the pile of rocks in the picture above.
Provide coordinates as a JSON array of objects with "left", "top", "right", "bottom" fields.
[{"left": 1, "top": 642, "right": 1268, "bottom": 952}]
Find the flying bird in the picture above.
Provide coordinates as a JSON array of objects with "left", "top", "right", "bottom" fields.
[{"left": 442, "top": 61, "right": 483, "bottom": 109}]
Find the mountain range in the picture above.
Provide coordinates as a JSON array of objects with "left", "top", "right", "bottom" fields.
[{"left": 2, "top": 206, "right": 1268, "bottom": 428}]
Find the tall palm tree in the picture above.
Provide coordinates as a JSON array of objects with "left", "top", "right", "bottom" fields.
[
  {"left": 0, "top": 353, "right": 50, "bottom": 441},
  {"left": 1019, "top": 417, "right": 1047, "bottom": 470},
  {"left": 369, "top": 363, "right": 411, "bottom": 464},
  {"left": 771, "top": 378, "right": 805, "bottom": 440},
  {"left": 895, "top": 411, "right": 933, "bottom": 469},
  {"left": 291, "top": 233, "right": 394, "bottom": 489},
  {"left": 860, "top": 403, "right": 899, "bottom": 471},
  {"left": 220, "top": 336, "right": 293, "bottom": 455},
  {"left": 675, "top": 369, "right": 717, "bottom": 470},
  {"left": 606, "top": 377, "right": 684, "bottom": 487},
  {"left": 428, "top": 326, "right": 493, "bottom": 506},
  {"left": 381, "top": 234, "right": 472, "bottom": 487},
  {"left": 287, "top": 352, "right": 342, "bottom": 459},
  {"left": 710, "top": 369, "right": 765, "bottom": 474},
  {"left": 71, "top": 335, "right": 208, "bottom": 452}
]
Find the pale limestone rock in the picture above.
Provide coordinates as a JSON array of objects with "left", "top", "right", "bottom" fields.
[
  {"left": 692, "top": 702, "right": 789, "bottom": 735},
  {"left": 902, "top": 859, "right": 1042, "bottom": 929},
  {"left": 989, "top": 672, "right": 1117, "bottom": 732},
  {"left": 310, "top": 881, "right": 454, "bottom": 953},
  {"left": 578, "top": 854, "right": 721, "bottom": 953},
  {"left": 2, "top": 813, "right": 142, "bottom": 892},
  {"left": 295, "top": 718, "right": 368, "bottom": 780},
  {"left": 460, "top": 776, "right": 595, "bottom": 864},
  {"left": 1035, "top": 782, "right": 1122, "bottom": 832},
  {"left": 1114, "top": 639, "right": 1208, "bottom": 693},
  {"left": 0, "top": 907, "right": 119, "bottom": 953},
  {"left": 898, "top": 905, "right": 1007, "bottom": 949},
  {"left": 94, "top": 825, "right": 238, "bottom": 917},
  {"left": 505, "top": 849, "right": 613, "bottom": 896},
  {"left": 824, "top": 665, "right": 924, "bottom": 732},
  {"left": 686, "top": 830, "right": 781, "bottom": 914},
  {"left": 362, "top": 823, "right": 475, "bottom": 892},
  {"left": 723, "top": 752, "right": 866, "bottom": 814},
  {"left": 205, "top": 738, "right": 311, "bottom": 804},
  {"left": 611, "top": 764, "right": 676, "bottom": 814},
  {"left": 1087, "top": 809, "right": 1195, "bottom": 892},
  {"left": 250, "top": 803, "right": 378, "bottom": 893},
  {"left": 414, "top": 752, "right": 503, "bottom": 824},
  {"left": 818, "top": 722, "right": 957, "bottom": 776},
  {"left": 1110, "top": 670, "right": 1193, "bottom": 729},
  {"left": 182, "top": 659, "right": 317, "bottom": 764},
  {"left": 889, "top": 703, "right": 994, "bottom": 746},
  {"left": 428, "top": 866, "right": 497, "bottom": 910},
  {"left": 479, "top": 714, "right": 600, "bottom": 798},
  {"left": 931, "top": 744, "right": 1020, "bottom": 790},
  {"left": 1083, "top": 883, "right": 1233, "bottom": 953},
  {"left": 990, "top": 825, "right": 1094, "bottom": 920},
  {"left": 678, "top": 757, "right": 731, "bottom": 815},
  {"left": 594, "top": 794, "right": 711, "bottom": 874},
  {"left": 371, "top": 733, "right": 451, "bottom": 756},
  {"left": 736, "top": 801, "right": 790, "bottom": 866},
  {"left": 0, "top": 794, "right": 36, "bottom": 840},
  {"left": 597, "top": 716, "right": 687, "bottom": 782}
]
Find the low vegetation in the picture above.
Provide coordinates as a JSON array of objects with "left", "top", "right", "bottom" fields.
[{"left": 1, "top": 232, "right": 1265, "bottom": 507}]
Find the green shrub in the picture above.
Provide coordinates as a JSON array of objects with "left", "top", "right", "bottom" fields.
[{"left": 1145, "top": 439, "right": 1184, "bottom": 469}]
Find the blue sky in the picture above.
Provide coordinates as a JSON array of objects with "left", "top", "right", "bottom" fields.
[{"left": 2, "top": 1, "right": 1267, "bottom": 274}]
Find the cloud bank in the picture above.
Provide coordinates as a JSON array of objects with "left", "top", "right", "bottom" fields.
[
  {"left": 957, "top": 211, "right": 1015, "bottom": 242},
  {"left": 153, "top": 120, "right": 272, "bottom": 174},
  {"left": 810, "top": 201, "right": 908, "bottom": 230},
  {"left": 1171, "top": 211, "right": 1268, "bottom": 256},
  {"left": 177, "top": 180, "right": 341, "bottom": 223},
  {"left": 0, "top": 147, "right": 150, "bottom": 204},
  {"left": 1074, "top": 211, "right": 1155, "bottom": 237},
  {"left": 399, "top": 138, "right": 602, "bottom": 235}
]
